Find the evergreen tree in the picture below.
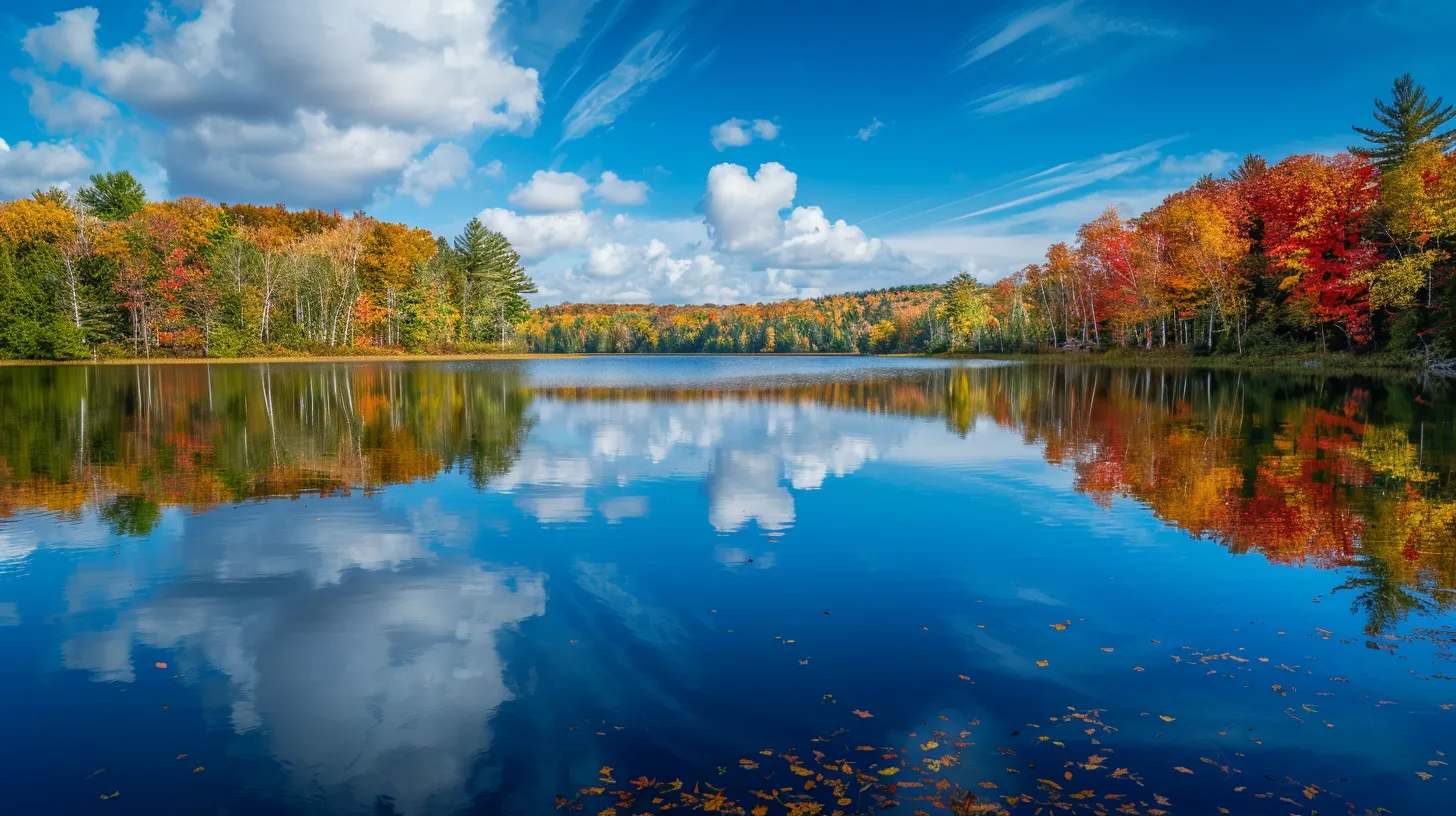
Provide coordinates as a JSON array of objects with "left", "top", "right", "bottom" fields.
[
  {"left": 31, "top": 187, "right": 71, "bottom": 207},
  {"left": 76, "top": 171, "right": 147, "bottom": 222},
  {"left": 1229, "top": 153, "right": 1268, "bottom": 183},
  {"left": 452, "top": 218, "right": 536, "bottom": 344},
  {"left": 484, "top": 247, "right": 538, "bottom": 346},
  {"left": 1351, "top": 74, "right": 1456, "bottom": 168}
]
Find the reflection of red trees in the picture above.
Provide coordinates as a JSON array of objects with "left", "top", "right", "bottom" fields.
[{"left": 936, "top": 367, "right": 1448, "bottom": 591}]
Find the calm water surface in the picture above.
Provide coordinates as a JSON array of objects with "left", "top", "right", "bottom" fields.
[{"left": 1, "top": 358, "right": 1453, "bottom": 815}]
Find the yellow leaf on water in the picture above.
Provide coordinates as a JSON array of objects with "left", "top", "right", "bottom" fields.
[
  {"left": 1035, "top": 660, "right": 1049, "bottom": 667},
  {"left": 1158, "top": 715, "right": 1175, "bottom": 722},
  {"left": 752, "top": 807, "right": 768, "bottom": 816},
  {"left": 837, "top": 799, "right": 852, "bottom": 806},
  {"left": 919, "top": 741, "right": 939, "bottom": 751},
  {"left": 877, "top": 767, "right": 900, "bottom": 776},
  {"left": 1173, "top": 766, "right": 1193, "bottom": 774}
]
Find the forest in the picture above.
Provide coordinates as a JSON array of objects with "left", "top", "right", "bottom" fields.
[{"left": 0, "top": 74, "right": 1453, "bottom": 362}]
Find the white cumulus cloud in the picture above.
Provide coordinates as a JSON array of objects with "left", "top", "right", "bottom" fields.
[
  {"left": 710, "top": 118, "right": 779, "bottom": 151},
  {"left": 478, "top": 208, "right": 598, "bottom": 259},
  {"left": 771, "top": 206, "right": 894, "bottom": 268},
  {"left": 595, "top": 171, "right": 649, "bottom": 205},
  {"left": 19, "top": 1, "right": 541, "bottom": 207},
  {"left": 0, "top": 138, "right": 91, "bottom": 197},
  {"left": 398, "top": 143, "right": 473, "bottom": 205},
  {"left": 704, "top": 161, "right": 797, "bottom": 252},
  {"left": 13, "top": 70, "right": 118, "bottom": 132},
  {"left": 509, "top": 170, "right": 592, "bottom": 211}
]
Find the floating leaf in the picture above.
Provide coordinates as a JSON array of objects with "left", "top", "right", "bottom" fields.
[
  {"left": 1173, "top": 766, "right": 1193, "bottom": 774},
  {"left": 852, "top": 710, "right": 874, "bottom": 718},
  {"left": 877, "top": 767, "right": 900, "bottom": 776},
  {"left": 1158, "top": 715, "right": 1175, "bottom": 722},
  {"left": 1035, "top": 660, "right": 1049, "bottom": 668}
]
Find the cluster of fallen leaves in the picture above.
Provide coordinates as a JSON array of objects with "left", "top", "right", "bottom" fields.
[
  {"left": 555, "top": 701, "right": 1383, "bottom": 816},
  {"left": 557, "top": 619, "right": 1456, "bottom": 816}
]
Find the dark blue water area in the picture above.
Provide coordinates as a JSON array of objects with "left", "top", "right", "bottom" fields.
[{"left": 0, "top": 358, "right": 1452, "bottom": 815}]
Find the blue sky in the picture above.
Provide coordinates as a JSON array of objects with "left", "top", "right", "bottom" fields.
[{"left": 2, "top": 0, "right": 1453, "bottom": 304}]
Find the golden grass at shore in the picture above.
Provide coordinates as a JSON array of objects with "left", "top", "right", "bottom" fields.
[
  {"left": 0, "top": 351, "right": 884, "bottom": 366},
  {"left": 0, "top": 353, "right": 585, "bottom": 366}
]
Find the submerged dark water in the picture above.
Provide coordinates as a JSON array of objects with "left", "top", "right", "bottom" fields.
[{"left": 1, "top": 358, "right": 1453, "bottom": 815}]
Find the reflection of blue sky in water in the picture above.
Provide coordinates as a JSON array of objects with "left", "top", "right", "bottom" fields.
[
  {"left": 2, "top": 373, "right": 1455, "bottom": 814},
  {"left": 40, "top": 499, "right": 545, "bottom": 815}
]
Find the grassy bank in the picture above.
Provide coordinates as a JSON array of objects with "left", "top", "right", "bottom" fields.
[
  {"left": 933, "top": 348, "right": 1431, "bottom": 375},
  {"left": 0, "top": 352, "right": 585, "bottom": 366}
]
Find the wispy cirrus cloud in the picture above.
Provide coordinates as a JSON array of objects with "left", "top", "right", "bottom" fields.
[
  {"left": 880, "top": 138, "right": 1204, "bottom": 281},
  {"left": 560, "top": 28, "right": 685, "bottom": 144},
  {"left": 961, "top": 0, "right": 1084, "bottom": 66},
  {"left": 972, "top": 77, "right": 1084, "bottom": 114},
  {"left": 934, "top": 137, "right": 1180, "bottom": 224},
  {"left": 961, "top": 0, "right": 1181, "bottom": 67},
  {"left": 957, "top": 1, "right": 1183, "bottom": 116}
]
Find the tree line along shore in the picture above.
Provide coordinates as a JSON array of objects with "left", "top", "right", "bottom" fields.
[{"left": 2, "top": 75, "right": 1454, "bottom": 371}]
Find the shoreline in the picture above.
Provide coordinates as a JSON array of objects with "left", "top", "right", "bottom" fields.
[
  {"left": 0, "top": 349, "right": 1435, "bottom": 375},
  {"left": 931, "top": 350, "right": 1428, "bottom": 375},
  {"left": 0, "top": 351, "right": 869, "bottom": 367}
]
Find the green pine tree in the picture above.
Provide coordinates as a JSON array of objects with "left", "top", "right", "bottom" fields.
[
  {"left": 452, "top": 218, "right": 536, "bottom": 345},
  {"left": 75, "top": 171, "right": 148, "bottom": 222},
  {"left": 1351, "top": 74, "right": 1456, "bottom": 168}
]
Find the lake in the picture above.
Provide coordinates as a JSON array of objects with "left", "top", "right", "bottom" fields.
[{"left": 0, "top": 357, "right": 1452, "bottom": 815}]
